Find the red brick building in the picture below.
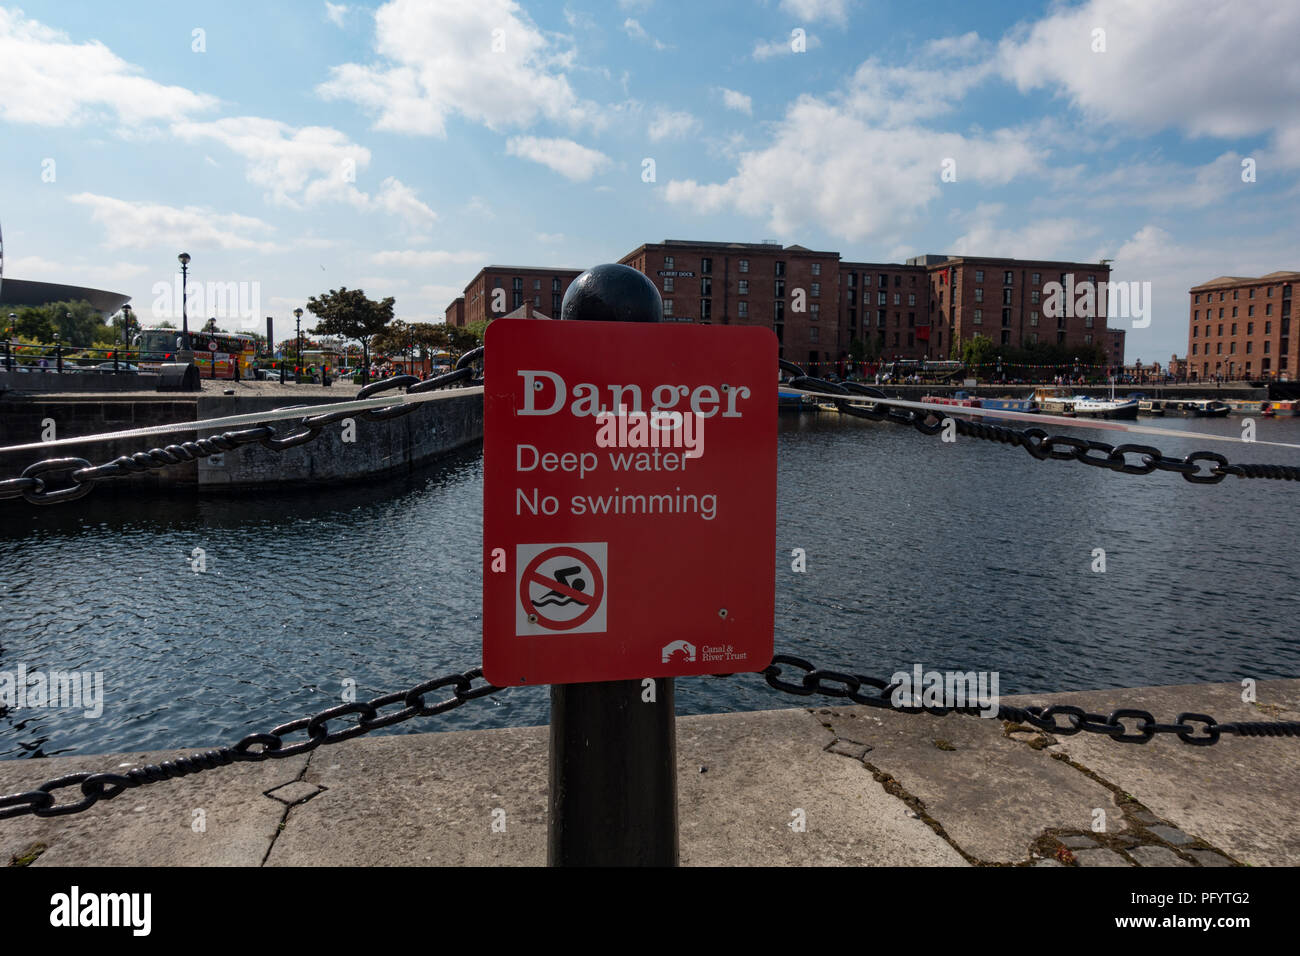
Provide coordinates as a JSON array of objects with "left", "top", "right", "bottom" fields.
[
  {"left": 619, "top": 240, "right": 841, "bottom": 369},
  {"left": 444, "top": 296, "right": 464, "bottom": 328},
  {"left": 442, "top": 242, "right": 1123, "bottom": 371},
  {"left": 1187, "top": 272, "right": 1298, "bottom": 381},
  {"left": 914, "top": 255, "right": 1114, "bottom": 358},
  {"left": 452, "top": 265, "right": 584, "bottom": 327}
]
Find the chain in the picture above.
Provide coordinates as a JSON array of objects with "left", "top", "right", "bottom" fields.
[
  {"left": 0, "top": 667, "right": 501, "bottom": 820},
  {"left": 756, "top": 654, "right": 1300, "bottom": 745},
  {"left": 6, "top": 653, "right": 1298, "bottom": 820},
  {"left": 0, "top": 358, "right": 483, "bottom": 505},
  {"left": 782, "top": 363, "right": 1300, "bottom": 483}
]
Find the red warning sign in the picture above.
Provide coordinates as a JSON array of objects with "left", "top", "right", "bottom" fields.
[{"left": 482, "top": 318, "right": 777, "bottom": 686}]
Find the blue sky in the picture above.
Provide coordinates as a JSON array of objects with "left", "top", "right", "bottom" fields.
[{"left": 1, "top": 0, "right": 1298, "bottom": 360}]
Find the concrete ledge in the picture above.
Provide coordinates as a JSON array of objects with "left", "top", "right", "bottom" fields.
[{"left": 2, "top": 679, "right": 1296, "bottom": 867}]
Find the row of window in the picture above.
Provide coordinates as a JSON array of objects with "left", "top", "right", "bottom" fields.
[
  {"left": 1192, "top": 340, "right": 1276, "bottom": 355},
  {"left": 1193, "top": 321, "right": 1282, "bottom": 337},
  {"left": 1194, "top": 286, "right": 1289, "bottom": 304},
  {"left": 498, "top": 276, "right": 564, "bottom": 292},
  {"left": 661, "top": 256, "right": 824, "bottom": 277}
]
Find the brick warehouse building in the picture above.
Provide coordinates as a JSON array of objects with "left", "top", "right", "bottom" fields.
[
  {"left": 451, "top": 265, "right": 585, "bottom": 327},
  {"left": 1187, "top": 271, "right": 1298, "bottom": 381},
  {"left": 442, "top": 241, "right": 1121, "bottom": 371}
]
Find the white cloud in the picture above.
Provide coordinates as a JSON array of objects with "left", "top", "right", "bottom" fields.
[
  {"left": 997, "top": 0, "right": 1300, "bottom": 164},
  {"left": 369, "top": 250, "right": 487, "bottom": 268},
  {"left": 779, "top": 0, "right": 850, "bottom": 25},
  {"left": 318, "top": 0, "right": 598, "bottom": 136},
  {"left": 719, "top": 88, "right": 753, "bottom": 115},
  {"left": 664, "top": 93, "right": 1042, "bottom": 243},
  {"left": 0, "top": 7, "right": 215, "bottom": 128},
  {"left": 947, "top": 203, "right": 1098, "bottom": 259},
  {"left": 67, "top": 193, "right": 280, "bottom": 252},
  {"left": 324, "top": 2, "right": 350, "bottom": 27},
  {"left": 372, "top": 177, "right": 438, "bottom": 229},
  {"left": 753, "top": 32, "right": 822, "bottom": 60},
  {"left": 7, "top": 255, "right": 150, "bottom": 286},
  {"left": 536, "top": 232, "right": 566, "bottom": 244},
  {"left": 505, "top": 135, "right": 612, "bottom": 181},
  {"left": 172, "top": 117, "right": 372, "bottom": 207},
  {"left": 623, "top": 18, "right": 668, "bottom": 51},
  {"left": 648, "top": 108, "right": 699, "bottom": 141}
]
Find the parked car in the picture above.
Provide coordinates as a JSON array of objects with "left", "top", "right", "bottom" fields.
[{"left": 94, "top": 362, "right": 140, "bottom": 371}]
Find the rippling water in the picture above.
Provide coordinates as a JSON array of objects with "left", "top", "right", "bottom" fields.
[{"left": 3, "top": 412, "right": 1299, "bottom": 758}]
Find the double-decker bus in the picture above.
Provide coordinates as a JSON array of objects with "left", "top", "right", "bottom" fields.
[{"left": 135, "top": 329, "right": 256, "bottom": 378}]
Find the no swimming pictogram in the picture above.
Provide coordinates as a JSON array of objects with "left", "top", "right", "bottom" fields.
[{"left": 516, "top": 543, "right": 607, "bottom": 635}]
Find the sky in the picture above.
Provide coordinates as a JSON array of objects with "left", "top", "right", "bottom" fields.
[{"left": 1, "top": 0, "right": 1298, "bottom": 361}]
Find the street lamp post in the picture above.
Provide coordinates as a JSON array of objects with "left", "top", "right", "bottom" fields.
[
  {"left": 178, "top": 253, "right": 191, "bottom": 342},
  {"left": 5, "top": 312, "right": 14, "bottom": 371},
  {"left": 294, "top": 308, "right": 304, "bottom": 381},
  {"left": 54, "top": 331, "right": 61, "bottom": 374}
]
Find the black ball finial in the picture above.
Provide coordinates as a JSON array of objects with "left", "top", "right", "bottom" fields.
[{"left": 561, "top": 264, "right": 663, "bottom": 323}]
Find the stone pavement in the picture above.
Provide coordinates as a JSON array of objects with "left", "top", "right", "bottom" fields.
[{"left": 2, "top": 679, "right": 1296, "bottom": 867}]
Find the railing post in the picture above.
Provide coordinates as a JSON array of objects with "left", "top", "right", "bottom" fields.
[{"left": 547, "top": 263, "right": 679, "bottom": 867}]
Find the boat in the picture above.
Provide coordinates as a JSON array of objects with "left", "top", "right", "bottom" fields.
[
  {"left": 1269, "top": 400, "right": 1300, "bottom": 417},
  {"left": 1226, "top": 400, "right": 1267, "bottom": 415},
  {"left": 1029, "top": 385, "right": 1138, "bottom": 419},
  {"left": 1166, "top": 398, "right": 1231, "bottom": 417},
  {"left": 980, "top": 396, "right": 1035, "bottom": 413},
  {"left": 1029, "top": 386, "right": 1076, "bottom": 414},
  {"left": 1070, "top": 394, "right": 1140, "bottom": 419},
  {"left": 920, "top": 390, "right": 981, "bottom": 408}
]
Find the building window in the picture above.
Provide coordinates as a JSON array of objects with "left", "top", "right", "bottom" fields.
[
  {"left": 1249, "top": 287, "right": 1255, "bottom": 298},
  {"left": 1030, "top": 311, "right": 1038, "bottom": 326},
  {"left": 1248, "top": 305, "right": 1255, "bottom": 316},
  {"left": 1246, "top": 341, "right": 1253, "bottom": 353},
  {"left": 700, "top": 299, "right": 711, "bottom": 322},
  {"left": 1264, "top": 340, "right": 1270, "bottom": 353},
  {"left": 513, "top": 292, "right": 522, "bottom": 309},
  {"left": 892, "top": 292, "right": 900, "bottom": 305},
  {"left": 1002, "top": 308, "right": 1012, "bottom": 326},
  {"left": 1085, "top": 315, "right": 1094, "bottom": 328},
  {"left": 775, "top": 301, "right": 785, "bottom": 322},
  {"left": 1194, "top": 293, "right": 1200, "bottom": 303},
  {"left": 1230, "top": 342, "right": 1236, "bottom": 353},
  {"left": 1032, "top": 272, "right": 1041, "bottom": 285},
  {"left": 738, "top": 279, "right": 748, "bottom": 295},
  {"left": 1193, "top": 326, "right": 1198, "bottom": 337},
  {"left": 810, "top": 327, "right": 819, "bottom": 343},
  {"left": 534, "top": 295, "right": 541, "bottom": 307},
  {"left": 553, "top": 294, "right": 561, "bottom": 314},
  {"left": 875, "top": 292, "right": 885, "bottom": 306},
  {"left": 879, "top": 273, "right": 888, "bottom": 287},
  {"left": 533, "top": 279, "right": 541, "bottom": 291},
  {"left": 908, "top": 293, "right": 916, "bottom": 306},
  {"left": 553, "top": 278, "right": 561, "bottom": 292},
  {"left": 775, "top": 261, "right": 786, "bottom": 277},
  {"left": 664, "top": 299, "right": 673, "bottom": 315},
  {"left": 1003, "top": 288, "right": 1013, "bottom": 305},
  {"left": 1218, "top": 324, "right": 1224, "bottom": 335},
  {"left": 810, "top": 304, "right": 820, "bottom": 319},
  {"left": 811, "top": 263, "right": 821, "bottom": 276},
  {"left": 973, "top": 309, "right": 982, "bottom": 325},
  {"left": 1031, "top": 291, "right": 1040, "bottom": 304},
  {"left": 663, "top": 277, "right": 675, "bottom": 292},
  {"left": 775, "top": 279, "right": 786, "bottom": 298},
  {"left": 1219, "top": 292, "right": 1225, "bottom": 301},
  {"left": 1231, "top": 322, "right": 1237, "bottom": 334},
  {"left": 738, "top": 301, "right": 748, "bottom": 318},
  {"left": 812, "top": 282, "right": 821, "bottom": 297},
  {"left": 1217, "top": 343, "right": 1222, "bottom": 354},
  {"left": 893, "top": 332, "right": 899, "bottom": 346},
  {"left": 975, "top": 270, "right": 984, "bottom": 282},
  {"left": 1192, "top": 344, "right": 1198, "bottom": 355},
  {"left": 1267, "top": 304, "right": 1273, "bottom": 315},
  {"left": 907, "top": 312, "right": 915, "bottom": 328},
  {"left": 878, "top": 309, "right": 886, "bottom": 327},
  {"left": 1266, "top": 321, "right": 1272, "bottom": 333},
  {"left": 512, "top": 277, "right": 523, "bottom": 291},
  {"left": 701, "top": 277, "right": 712, "bottom": 296},
  {"left": 739, "top": 259, "right": 749, "bottom": 273},
  {"left": 1084, "top": 334, "right": 1093, "bottom": 344},
  {"left": 664, "top": 256, "right": 674, "bottom": 270},
  {"left": 1233, "top": 290, "right": 1238, "bottom": 299},
  {"left": 847, "top": 271, "right": 856, "bottom": 286},
  {"left": 974, "top": 289, "right": 984, "bottom": 303},
  {"left": 1232, "top": 307, "right": 1238, "bottom": 317},
  {"left": 1004, "top": 271, "right": 1013, "bottom": 285},
  {"left": 701, "top": 257, "right": 712, "bottom": 275},
  {"left": 1030, "top": 332, "right": 1038, "bottom": 345}
]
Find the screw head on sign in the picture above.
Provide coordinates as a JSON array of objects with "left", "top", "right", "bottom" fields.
[
  {"left": 528, "top": 613, "right": 538, "bottom": 624},
  {"left": 561, "top": 264, "right": 663, "bottom": 323},
  {"left": 718, "top": 608, "right": 728, "bottom": 618}
]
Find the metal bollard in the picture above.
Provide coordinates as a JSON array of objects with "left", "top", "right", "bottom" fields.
[{"left": 547, "top": 263, "right": 679, "bottom": 867}]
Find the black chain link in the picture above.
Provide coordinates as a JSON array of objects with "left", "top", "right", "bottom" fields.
[
  {"left": 756, "top": 654, "right": 1300, "bottom": 746},
  {"left": 0, "top": 668, "right": 501, "bottom": 820},
  {"left": 0, "top": 361, "right": 481, "bottom": 505},
  {"left": 783, "top": 365, "right": 1300, "bottom": 483}
]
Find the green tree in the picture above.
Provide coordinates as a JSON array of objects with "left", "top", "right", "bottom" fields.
[
  {"left": 306, "top": 287, "right": 395, "bottom": 385},
  {"left": 960, "top": 333, "right": 996, "bottom": 372}
]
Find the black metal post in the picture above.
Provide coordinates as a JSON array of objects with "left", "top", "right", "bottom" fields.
[
  {"left": 54, "top": 335, "right": 61, "bottom": 374},
  {"left": 547, "top": 263, "right": 678, "bottom": 867}
]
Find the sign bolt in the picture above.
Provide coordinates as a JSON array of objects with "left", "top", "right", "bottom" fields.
[{"left": 718, "top": 608, "right": 728, "bottom": 618}]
